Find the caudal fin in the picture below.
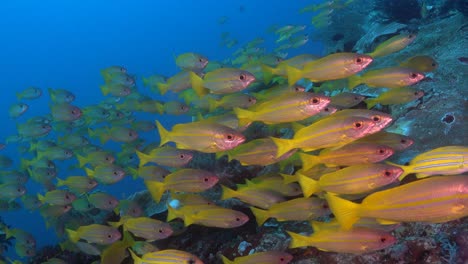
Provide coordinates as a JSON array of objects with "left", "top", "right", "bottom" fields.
[
  {"left": 348, "top": 75, "right": 363, "bottom": 90},
  {"left": 287, "top": 231, "right": 312, "bottom": 248},
  {"left": 324, "top": 193, "right": 360, "bottom": 230},
  {"left": 233, "top": 107, "right": 255, "bottom": 128},
  {"left": 299, "top": 153, "right": 321, "bottom": 171},
  {"left": 297, "top": 172, "right": 320, "bottom": 198},
  {"left": 155, "top": 121, "right": 171, "bottom": 146},
  {"left": 270, "top": 137, "right": 296, "bottom": 158},
  {"left": 144, "top": 180, "right": 166, "bottom": 202},
  {"left": 250, "top": 206, "right": 270, "bottom": 226},
  {"left": 286, "top": 65, "right": 303, "bottom": 86}
]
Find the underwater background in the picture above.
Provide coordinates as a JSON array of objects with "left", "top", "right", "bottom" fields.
[{"left": 0, "top": 0, "right": 467, "bottom": 263}]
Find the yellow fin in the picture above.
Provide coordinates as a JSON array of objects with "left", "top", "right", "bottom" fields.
[
  {"left": 297, "top": 172, "right": 320, "bottom": 197},
  {"left": 324, "top": 193, "right": 360, "bottom": 230},
  {"left": 250, "top": 206, "right": 270, "bottom": 226},
  {"left": 144, "top": 180, "right": 166, "bottom": 202},
  {"left": 286, "top": 65, "right": 303, "bottom": 86},
  {"left": 155, "top": 121, "right": 170, "bottom": 146}
]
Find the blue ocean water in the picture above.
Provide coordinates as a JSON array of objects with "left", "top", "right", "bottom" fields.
[{"left": 0, "top": 0, "right": 321, "bottom": 260}]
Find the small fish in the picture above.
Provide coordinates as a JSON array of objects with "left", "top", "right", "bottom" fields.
[
  {"left": 72, "top": 197, "right": 94, "bottom": 212},
  {"left": 88, "top": 126, "right": 138, "bottom": 144},
  {"left": 190, "top": 68, "right": 256, "bottom": 96},
  {"left": 354, "top": 131, "right": 414, "bottom": 151},
  {"left": 109, "top": 216, "right": 173, "bottom": 241},
  {"left": 128, "top": 165, "right": 170, "bottom": 181},
  {"left": 50, "top": 103, "right": 82, "bottom": 122},
  {"left": 156, "top": 71, "right": 192, "bottom": 95},
  {"left": 221, "top": 138, "right": 297, "bottom": 166},
  {"left": 221, "top": 251, "right": 293, "bottom": 264},
  {"left": 136, "top": 145, "right": 193, "bottom": 167},
  {"left": 145, "top": 169, "right": 219, "bottom": 202},
  {"left": 367, "top": 33, "right": 417, "bottom": 58},
  {"left": 85, "top": 164, "right": 126, "bottom": 185},
  {"left": 169, "top": 204, "right": 249, "bottom": 228},
  {"left": 39, "top": 204, "right": 71, "bottom": 218},
  {"left": 287, "top": 227, "right": 396, "bottom": 254},
  {"left": 286, "top": 53, "right": 373, "bottom": 85},
  {"left": 0, "top": 183, "right": 26, "bottom": 200},
  {"left": 326, "top": 109, "right": 393, "bottom": 134},
  {"left": 87, "top": 192, "right": 119, "bottom": 210},
  {"left": 129, "top": 249, "right": 204, "bottom": 264},
  {"left": 9, "top": 103, "right": 28, "bottom": 118},
  {"left": 114, "top": 199, "right": 143, "bottom": 217},
  {"left": 66, "top": 224, "right": 121, "bottom": 245},
  {"left": 4, "top": 228, "right": 36, "bottom": 247},
  {"left": 16, "top": 87, "right": 42, "bottom": 100},
  {"left": 297, "top": 163, "right": 403, "bottom": 197},
  {"left": 388, "top": 146, "right": 468, "bottom": 180},
  {"left": 271, "top": 116, "right": 376, "bottom": 158},
  {"left": 208, "top": 93, "right": 257, "bottom": 111},
  {"left": 365, "top": 87, "right": 424, "bottom": 108},
  {"left": 175, "top": 52, "right": 209, "bottom": 71},
  {"left": 162, "top": 101, "right": 190, "bottom": 115},
  {"left": 250, "top": 197, "right": 329, "bottom": 226},
  {"left": 234, "top": 92, "right": 330, "bottom": 126},
  {"left": 100, "top": 83, "right": 132, "bottom": 97},
  {"left": 37, "top": 190, "right": 76, "bottom": 205},
  {"left": 37, "top": 146, "right": 73, "bottom": 161},
  {"left": 15, "top": 243, "right": 36, "bottom": 258},
  {"left": 56, "top": 176, "right": 98, "bottom": 194},
  {"left": 400, "top": 55, "right": 438, "bottom": 72},
  {"left": 221, "top": 185, "right": 285, "bottom": 209},
  {"left": 48, "top": 88, "right": 75, "bottom": 103},
  {"left": 299, "top": 142, "right": 394, "bottom": 170},
  {"left": 156, "top": 121, "right": 245, "bottom": 153},
  {"left": 330, "top": 92, "right": 365, "bottom": 108},
  {"left": 76, "top": 151, "right": 115, "bottom": 167},
  {"left": 348, "top": 67, "right": 425, "bottom": 89},
  {"left": 325, "top": 175, "right": 468, "bottom": 230}
]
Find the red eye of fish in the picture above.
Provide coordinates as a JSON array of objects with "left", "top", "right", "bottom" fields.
[
  {"left": 203, "top": 178, "right": 209, "bottom": 182},
  {"left": 239, "top": 74, "right": 246, "bottom": 80},
  {"left": 380, "top": 237, "right": 387, "bottom": 242},
  {"left": 107, "top": 234, "right": 112, "bottom": 238},
  {"left": 356, "top": 57, "right": 363, "bottom": 63},
  {"left": 280, "top": 258, "right": 285, "bottom": 261},
  {"left": 226, "top": 134, "right": 234, "bottom": 140},
  {"left": 353, "top": 122, "right": 363, "bottom": 128},
  {"left": 113, "top": 171, "right": 118, "bottom": 176},
  {"left": 158, "top": 229, "right": 163, "bottom": 233},
  {"left": 410, "top": 73, "right": 418, "bottom": 79},
  {"left": 384, "top": 171, "right": 392, "bottom": 176},
  {"left": 179, "top": 154, "right": 185, "bottom": 159},
  {"left": 400, "top": 139, "right": 407, "bottom": 144},
  {"left": 311, "top": 97, "right": 320, "bottom": 104},
  {"left": 372, "top": 116, "right": 381, "bottom": 122},
  {"left": 378, "top": 148, "right": 386, "bottom": 154},
  {"left": 235, "top": 217, "right": 241, "bottom": 221}
]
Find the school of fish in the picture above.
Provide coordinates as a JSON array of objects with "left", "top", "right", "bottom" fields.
[{"left": 0, "top": 2, "right": 467, "bottom": 264}]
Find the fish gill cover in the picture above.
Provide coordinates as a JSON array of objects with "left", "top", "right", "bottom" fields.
[{"left": 0, "top": 0, "right": 467, "bottom": 263}]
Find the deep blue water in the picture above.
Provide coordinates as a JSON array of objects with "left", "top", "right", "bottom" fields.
[{"left": 0, "top": 0, "right": 322, "bottom": 259}]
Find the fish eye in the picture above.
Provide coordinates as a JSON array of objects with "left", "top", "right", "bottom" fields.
[
  {"left": 414, "top": 91, "right": 419, "bottom": 95},
  {"left": 378, "top": 148, "right": 386, "bottom": 154},
  {"left": 113, "top": 171, "right": 118, "bottom": 176},
  {"left": 431, "top": 63, "right": 436, "bottom": 66},
  {"left": 226, "top": 134, "right": 234, "bottom": 140},
  {"left": 384, "top": 171, "right": 392, "bottom": 177},
  {"left": 65, "top": 194, "right": 70, "bottom": 199},
  {"left": 235, "top": 217, "right": 241, "bottom": 221},
  {"left": 179, "top": 154, "right": 185, "bottom": 159},
  {"left": 17, "top": 188, "right": 22, "bottom": 192},
  {"left": 107, "top": 234, "right": 113, "bottom": 239},
  {"left": 203, "top": 178, "right": 209, "bottom": 182},
  {"left": 198, "top": 58, "right": 204, "bottom": 62},
  {"left": 380, "top": 237, "right": 387, "bottom": 242},
  {"left": 239, "top": 74, "right": 246, "bottom": 80},
  {"left": 311, "top": 97, "right": 320, "bottom": 104},
  {"left": 355, "top": 57, "right": 363, "bottom": 63},
  {"left": 410, "top": 73, "right": 418, "bottom": 79},
  {"left": 280, "top": 257, "right": 285, "bottom": 261},
  {"left": 158, "top": 229, "right": 163, "bottom": 233},
  {"left": 324, "top": 107, "right": 330, "bottom": 112},
  {"left": 400, "top": 139, "right": 407, "bottom": 144},
  {"left": 372, "top": 116, "right": 381, "bottom": 122},
  {"left": 353, "top": 122, "right": 363, "bottom": 128},
  {"left": 408, "top": 34, "right": 413, "bottom": 38}
]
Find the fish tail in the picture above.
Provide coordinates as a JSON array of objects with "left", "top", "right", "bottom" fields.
[
  {"left": 220, "top": 185, "right": 237, "bottom": 200},
  {"left": 107, "top": 219, "right": 123, "bottom": 228},
  {"left": 287, "top": 231, "right": 311, "bottom": 248},
  {"left": 129, "top": 249, "right": 143, "bottom": 264},
  {"left": 286, "top": 65, "right": 303, "bottom": 86},
  {"left": 37, "top": 194, "right": 45, "bottom": 203},
  {"left": 291, "top": 122, "right": 305, "bottom": 133},
  {"left": 156, "top": 102, "right": 164, "bottom": 114},
  {"left": 156, "top": 82, "right": 169, "bottom": 95},
  {"left": 364, "top": 98, "right": 378, "bottom": 109},
  {"left": 348, "top": 74, "right": 362, "bottom": 90},
  {"left": 215, "top": 151, "right": 227, "bottom": 160},
  {"left": 66, "top": 229, "right": 79, "bottom": 243},
  {"left": 250, "top": 206, "right": 270, "bottom": 226},
  {"left": 155, "top": 121, "right": 171, "bottom": 146},
  {"left": 324, "top": 193, "right": 360, "bottom": 230},
  {"left": 76, "top": 154, "right": 87, "bottom": 168},
  {"left": 221, "top": 255, "right": 235, "bottom": 264},
  {"left": 56, "top": 178, "right": 65, "bottom": 187},
  {"left": 297, "top": 172, "right": 320, "bottom": 198},
  {"left": 122, "top": 231, "right": 135, "bottom": 248},
  {"left": 48, "top": 88, "right": 56, "bottom": 101},
  {"left": 142, "top": 77, "right": 149, "bottom": 87},
  {"left": 207, "top": 97, "right": 219, "bottom": 112},
  {"left": 386, "top": 161, "right": 410, "bottom": 181},
  {"left": 260, "top": 64, "right": 277, "bottom": 84},
  {"left": 84, "top": 167, "right": 94, "bottom": 177},
  {"left": 135, "top": 150, "right": 152, "bottom": 167},
  {"left": 183, "top": 213, "right": 195, "bottom": 227},
  {"left": 233, "top": 107, "right": 254, "bottom": 128},
  {"left": 299, "top": 153, "right": 321, "bottom": 171},
  {"left": 99, "top": 85, "right": 109, "bottom": 96},
  {"left": 270, "top": 137, "right": 296, "bottom": 158},
  {"left": 166, "top": 205, "right": 180, "bottom": 222},
  {"left": 127, "top": 167, "right": 138, "bottom": 180},
  {"left": 144, "top": 180, "right": 166, "bottom": 202},
  {"left": 189, "top": 71, "right": 207, "bottom": 97},
  {"left": 280, "top": 173, "right": 299, "bottom": 184}
]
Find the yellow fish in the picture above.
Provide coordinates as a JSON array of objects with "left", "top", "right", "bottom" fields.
[
  {"left": 287, "top": 227, "right": 396, "bottom": 254},
  {"left": 388, "top": 146, "right": 468, "bottom": 180},
  {"left": 348, "top": 67, "right": 425, "bottom": 89},
  {"left": 286, "top": 53, "right": 373, "bottom": 85},
  {"left": 325, "top": 175, "right": 468, "bottom": 230},
  {"left": 156, "top": 120, "right": 245, "bottom": 153},
  {"left": 190, "top": 68, "right": 256, "bottom": 96},
  {"left": 400, "top": 55, "right": 438, "bottom": 72},
  {"left": 66, "top": 224, "right": 121, "bottom": 245},
  {"left": 175, "top": 52, "right": 208, "bottom": 71},
  {"left": 367, "top": 33, "right": 417, "bottom": 58},
  {"left": 108, "top": 216, "right": 173, "bottom": 241},
  {"left": 365, "top": 87, "right": 424, "bottom": 108},
  {"left": 129, "top": 249, "right": 204, "bottom": 264}
]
